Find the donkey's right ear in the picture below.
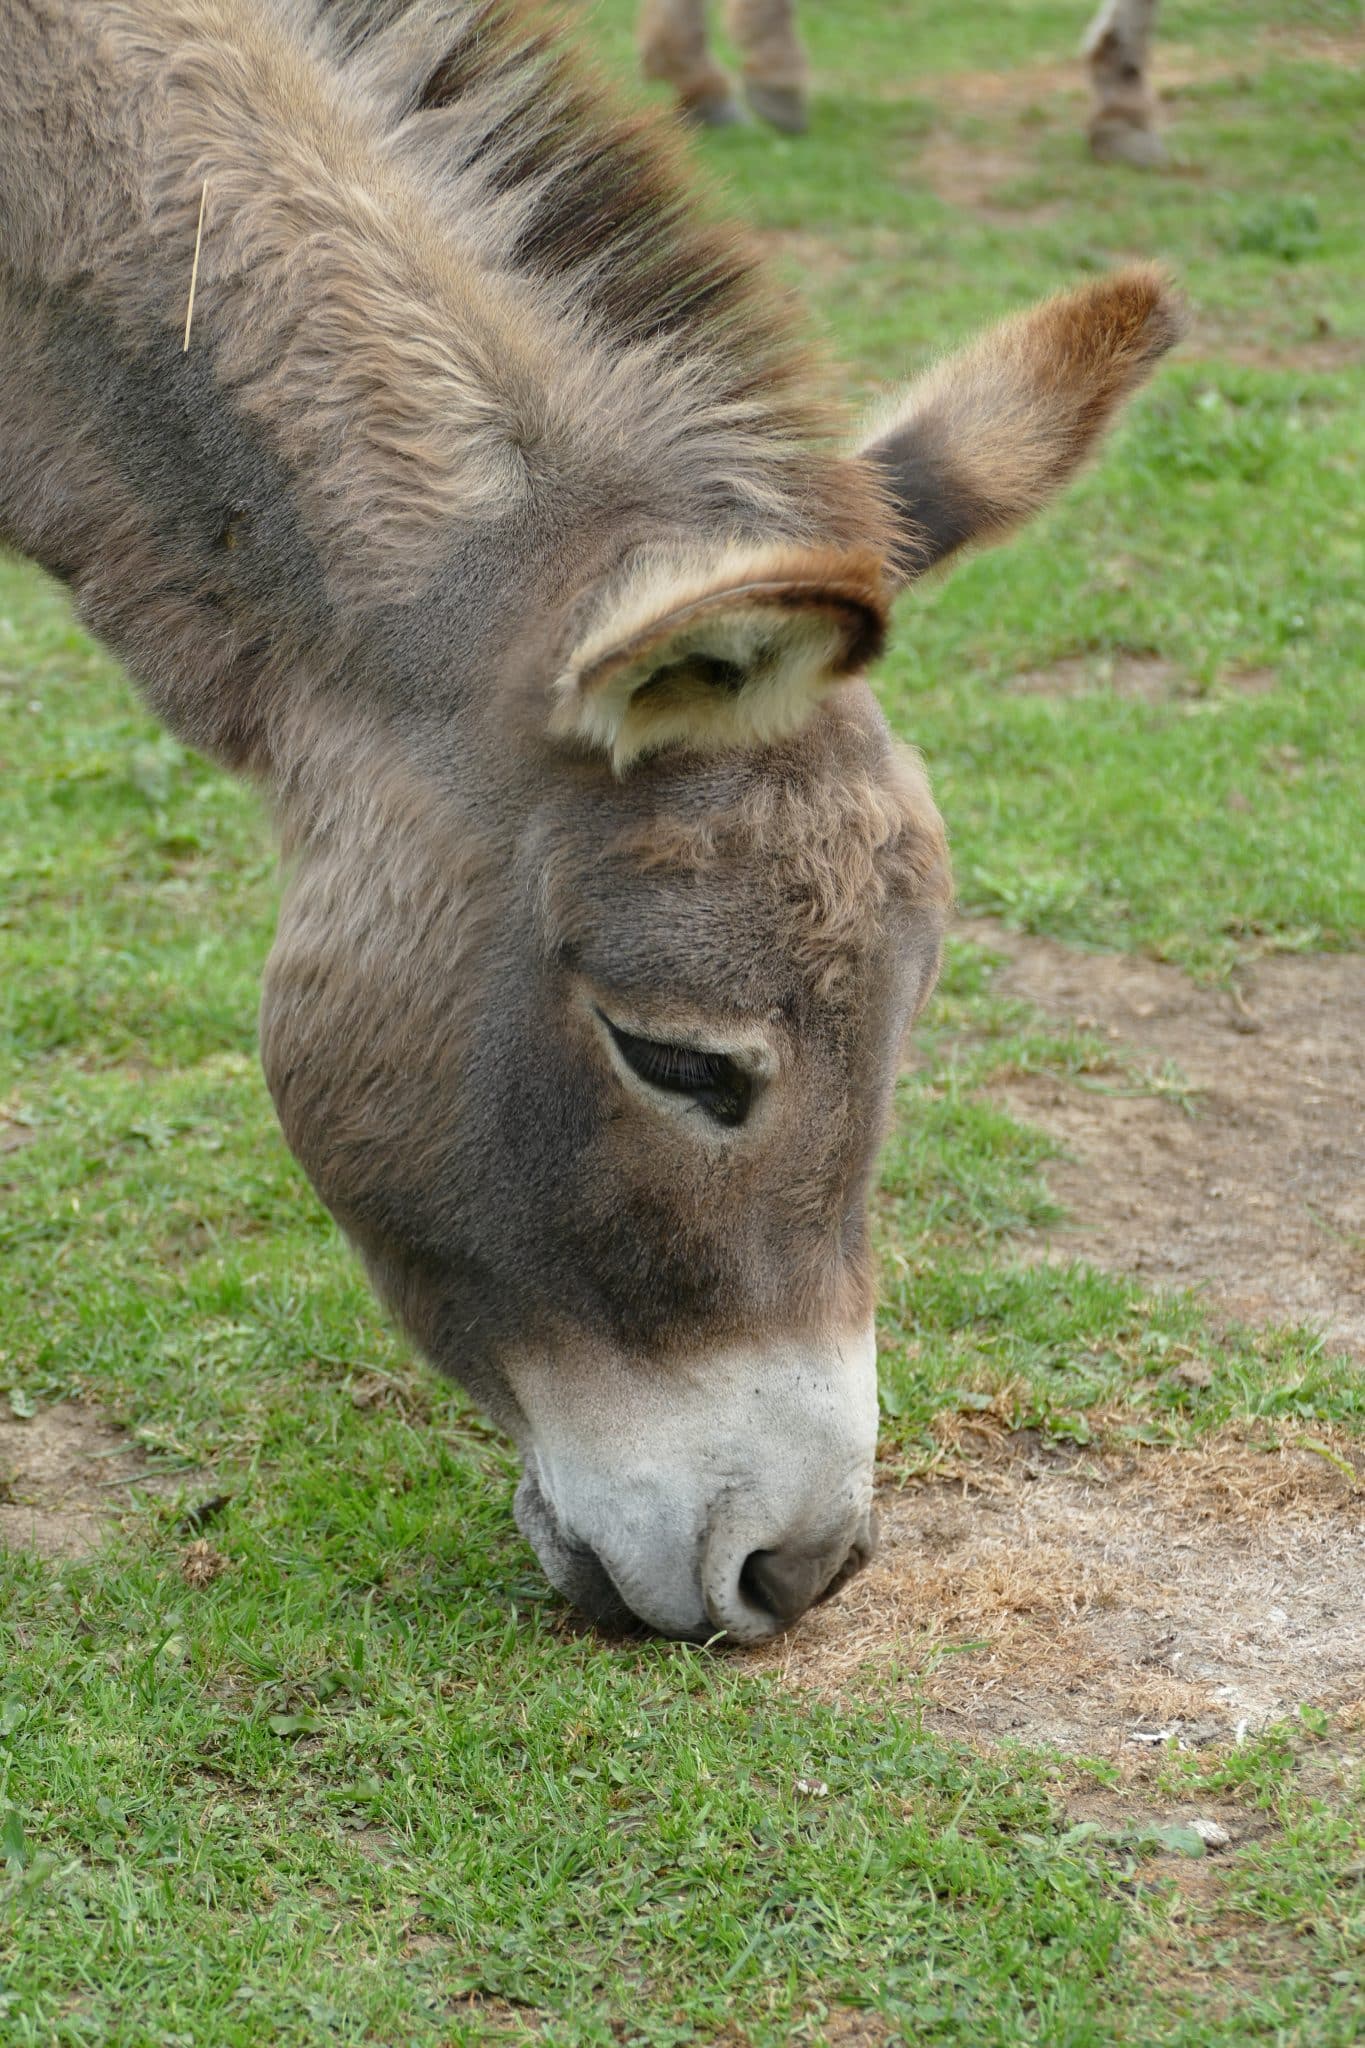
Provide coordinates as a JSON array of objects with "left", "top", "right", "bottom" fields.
[
  {"left": 551, "top": 541, "right": 888, "bottom": 771},
  {"left": 858, "top": 266, "right": 1184, "bottom": 584}
]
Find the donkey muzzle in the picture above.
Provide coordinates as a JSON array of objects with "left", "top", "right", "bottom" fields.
[{"left": 505, "top": 1327, "right": 880, "bottom": 1643}]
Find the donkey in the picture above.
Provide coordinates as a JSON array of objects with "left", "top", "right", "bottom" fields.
[
  {"left": 640, "top": 0, "right": 1167, "bottom": 166},
  {"left": 0, "top": 0, "right": 1180, "bottom": 1641}
]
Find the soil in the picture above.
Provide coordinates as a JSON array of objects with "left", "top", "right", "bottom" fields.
[
  {"left": 0, "top": 1401, "right": 195, "bottom": 1559},
  {"left": 438, "top": 1994, "right": 541, "bottom": 2040},
  {"left": 1003, "top": 653, "right": 1281, "bottom": 702},
  {"left": 715, "top": 2007, "right": 889, "bottom": 2046},
  {"left": 907, "top": 26, "right": 1365, "bottom": 121},
  {"left": 749, "top": 1432, "right": 1364, "bottom": 1758},
  {"left": 1184, "top": 318, "right": 1363, "bottom": 376},
  {"left": 915, "top": 131, "right": 1064, "bottom": 221},
  {"left": 753, "top": 226, "right": 858, "bottom": 290},
  {"left": 0, "top": 1103, "right": 39, "bottom": 1155},
  {"left": 973, "top": 922, "right": 1365, "bottom": 1361}
]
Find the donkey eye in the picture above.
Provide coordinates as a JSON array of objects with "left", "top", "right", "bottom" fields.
[{"left": 599, "top": 1014, "right": 753, "bottom": 1128}]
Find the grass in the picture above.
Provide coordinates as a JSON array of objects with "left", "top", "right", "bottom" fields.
[{"left": 2, "top": 2, "right": 1363, "bottom": 2041}]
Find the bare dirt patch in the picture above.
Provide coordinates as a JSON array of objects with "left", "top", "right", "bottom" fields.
[
  {"left": 1260, "top": 23, "right": 1365, "bottom": 72},
  {"left": 913, "top": 52, "right": 1110, "bottom": 116},
  {"left": 0, "top": 1099, "right": 39, "bottom": 1155},
  {"left": 915, "top": 129, "right": 1063, "bottom": 219},
  {"left": 975, "top": 924, "right": 1365, "bottom": 1360},
  {"left": 749, "top": 1436, "right": 1364, "bottom": 1758},
  {"left": 439, "top": 1993, "right": 542, "bottom": 2040},
  {"left": 810, "top": 2015, "right": 889, "bottom": 2047},
  {"left": 0, "top": 1401, "right": 193, "bottom": 1559},
  {"left": 1005, "top": 653, "right": 1285, "bottom": 702},
  {"left": 753, "top": 226, "right": 858, "bottom": 290},
  {"left": 1186, "top": 315, "right": 1363, "bottom": 376},
  {"left": 899, "top": 41, "right": 1234, "bottom": 128},
  {"left": 715, "top": 2007, "right": 890, "bottom": 2046},
  {"left": 912, "top": 27, "right": 1365, "bottom": 122},
  {"left": 1008, "top": 652, "right": 1182, "bottom": 702}
]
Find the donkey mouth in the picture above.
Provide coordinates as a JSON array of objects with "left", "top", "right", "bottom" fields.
[
  {"left": 512, "top": 1463, "right": 873, "bottom": 1644},
  {"left": 513, "top": 1466, "right": 643, "bottom": 1635}
]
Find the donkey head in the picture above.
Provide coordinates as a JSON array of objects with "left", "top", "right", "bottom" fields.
[{"left": 259, "top": 269, "right": 1180, "bottom": 1641}]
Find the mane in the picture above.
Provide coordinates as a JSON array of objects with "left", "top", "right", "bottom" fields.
[
  {"left": 289, "top": 0, "right": 889, "bottom": 556},
  {"left": 311, "top": 2, "right": 819, "bottom": 404}
]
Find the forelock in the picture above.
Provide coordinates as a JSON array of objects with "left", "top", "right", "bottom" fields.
[{"left": 608, "top": 734, "right": 950, "bottom": 997}]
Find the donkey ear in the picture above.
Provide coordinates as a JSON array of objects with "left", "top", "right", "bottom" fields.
[
  {"left": 858, "top": 266, "right": 1184, "bottom": 585},
  {"left": 551, "top": 543, "right": 888, "bottom": 770}
]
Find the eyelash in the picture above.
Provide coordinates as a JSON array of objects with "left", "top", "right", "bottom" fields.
[{"left": 599, "top": 1015, "right": 754, "bottom": 1129}]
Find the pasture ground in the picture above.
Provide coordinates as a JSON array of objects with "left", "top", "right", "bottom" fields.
[{"left": 2, "top": 1, "right": 1362, "bottom": 2041}]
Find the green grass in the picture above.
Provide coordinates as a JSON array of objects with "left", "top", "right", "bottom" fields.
[{"left": 2, "top": 2, "right": 1363, "bottom": 2041}]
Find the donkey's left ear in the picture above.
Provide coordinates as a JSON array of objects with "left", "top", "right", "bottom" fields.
[
  {"left": 551, "top": 543, "right": 888, "bottom": 771},
  {"left": 858, "top": 266, "right": 1184, "bottom": 585}
]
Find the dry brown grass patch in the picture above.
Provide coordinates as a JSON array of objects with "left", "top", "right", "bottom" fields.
[{"left": 743, "top": 1430, "right": 1364, "bottom": 1759}]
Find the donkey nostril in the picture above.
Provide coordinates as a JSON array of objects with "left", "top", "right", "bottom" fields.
[
  {"left": 738, "top": 1549, "right": 784, "bottom": 1621},
  {"left": 707, "top": 1514, "right": 878, "bottom": 1642},
  {"left": 739, "top": 1545, "right": 855, "bottom": 1627}
]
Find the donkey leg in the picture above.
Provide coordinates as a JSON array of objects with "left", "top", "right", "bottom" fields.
[
  {"left": 1084, "top": 0, "right": 1167, "bottom": 167},
  {"left": 638, "top": 0, "right": 744, "bottom": 127},
  {"left": 725, "top": 0, "right": 809, "bottom": 134}
]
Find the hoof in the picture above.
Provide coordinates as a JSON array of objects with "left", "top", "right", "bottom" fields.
[
  {"left": 680, "top": 87, "right": 748, "bottom": 130},
  {"left": 1089, "top": 119, "right": 1169, "bottom": 169},
  {"left": 743, "top": 81, "right": 808, "bottom": 136}
]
